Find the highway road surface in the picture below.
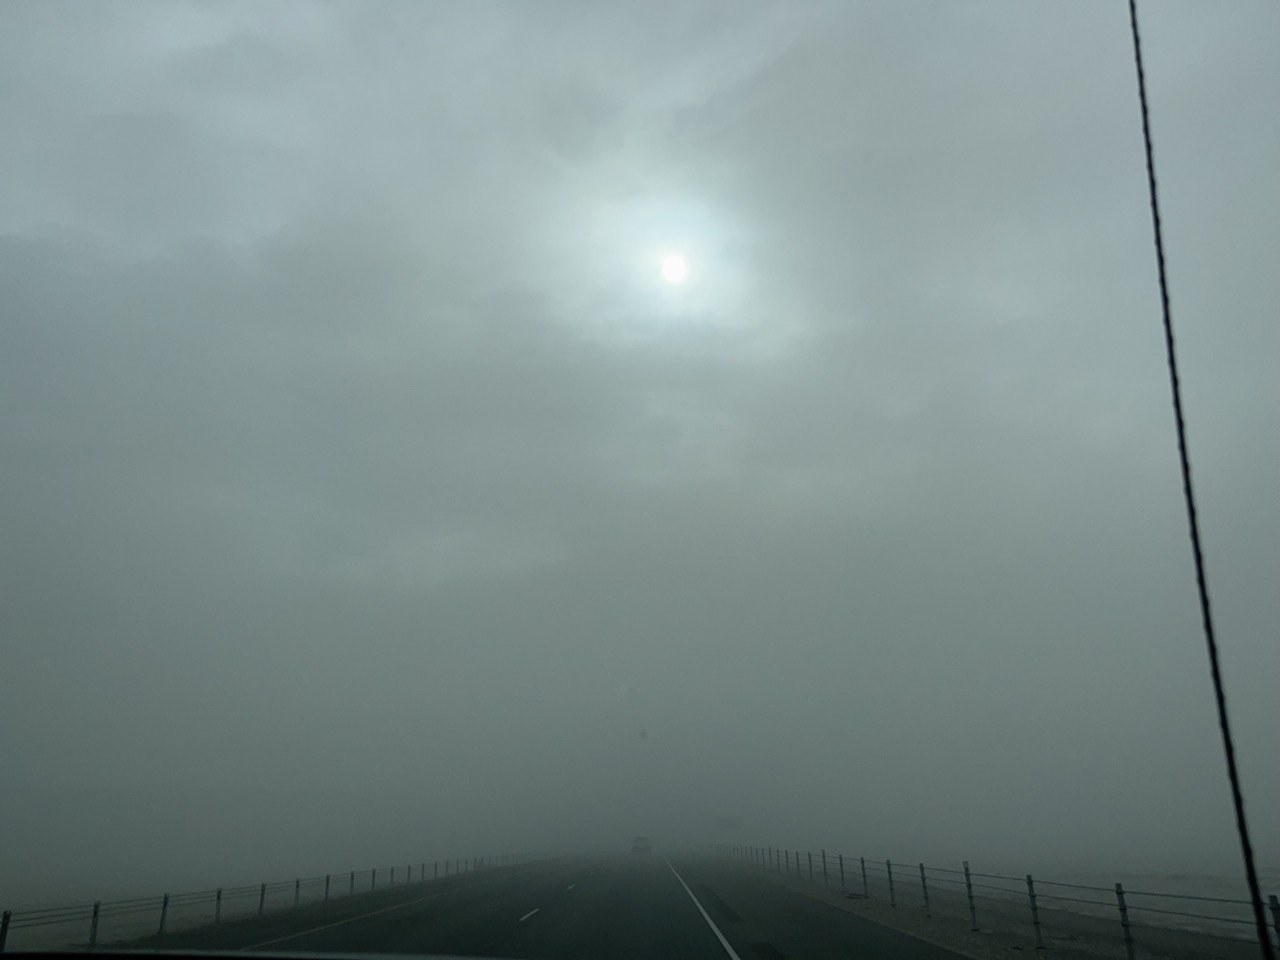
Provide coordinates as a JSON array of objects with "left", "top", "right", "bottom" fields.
[{"left": 129, "top": 856, "right": 965, "bottom": 959}]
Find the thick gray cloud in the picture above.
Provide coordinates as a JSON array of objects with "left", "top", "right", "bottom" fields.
[{"left": 2, "top": 1, "right": 1277, "bottom": 905}]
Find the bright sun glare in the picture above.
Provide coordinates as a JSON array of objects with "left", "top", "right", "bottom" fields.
[{"left": 661, "top": 254, "right": 688, "bottom": 284}]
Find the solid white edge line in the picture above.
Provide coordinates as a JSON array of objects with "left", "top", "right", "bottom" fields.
[
  {"left": 241, "top": 860, "right": 544, "bottom": 950},
  {"left": 519, "top": 907, "right": 540, "bottom": 922},
  {"left": 242, "top": 891, "right": 445, "bottom": 949},
  {"left": 666, "top": 860, "right": 743, "bottom": 960}
]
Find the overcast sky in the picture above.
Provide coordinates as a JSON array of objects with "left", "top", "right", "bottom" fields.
[{"left": 2, "top": 1, "right": 1277, "bottom": 906}]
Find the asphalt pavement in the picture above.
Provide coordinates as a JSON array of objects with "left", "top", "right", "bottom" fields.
[{"left": 127, "top": 856, "right": 965, "bottom": 960}]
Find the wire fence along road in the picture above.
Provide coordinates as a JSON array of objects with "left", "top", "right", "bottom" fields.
[
  {"left": 713, "top": 844, "right": 1280, "bottom": 960},
  {"left": 0, "top": 853, "right": 537, "bottom": 952}
]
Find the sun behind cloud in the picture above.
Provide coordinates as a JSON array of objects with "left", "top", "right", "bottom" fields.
[{"left": 660, "top": 253, "right": 688, "bottom": 283}]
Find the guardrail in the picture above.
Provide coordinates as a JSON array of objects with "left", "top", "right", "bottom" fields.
[
  {"left": 710, "top": 843, "right": 1280, "bottom": 959},
  {"left": 0, "top": 852, "right": 537, "bottom": 952}
]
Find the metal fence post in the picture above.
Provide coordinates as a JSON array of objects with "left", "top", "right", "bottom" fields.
[
  {"left": 349, "top": 871, "right": 355, "bottom": 894},
  {"left": 390, "top": 867, "right": 395, "bottom": 886},
  {"left": 294, "top": 879, "right": 300, "bottom": 906},
  {"left": 784, "top": 850, "right": 790, "bottom": 874},
  {"left": 324, "top": 875, "right": 331, "bottom": 901},
  {"left": 215, "top": 888, "right": 223, "bottom": 923},
  {"left": 0, "top": 909, "right": 10, "bottom": 952},
  {"left": 1115, "top": 882, "right": 1136, "bottom": 960},
  {"left": 258, "top": 882, "right": 266, "bottom": 916},
  {"left": 822, "top": 849, "right": 828, "bottom": 887},
  {"left": 158, "top": 894, "right": 170, "bottom": 935},
  {"left": 89, "top": 901, "right": 101, "bottom": 949},
  {"left": 1026, "top": 875, "right": 1044, "bottom": 950},
  {"left": 767, "top": 846, "right": 773, "bottom": 871},
  {"left": 1269, "top": 895, "right": 1280, "bottom": 949},
  {"left": 838, "top": 853, "right": 846, "bottom": 892},
  {"left": 371, "top": 868, "right": 377, "bottom": 890},
  {"left": 963, "top": 861, "right": 977, "bottom": 931},
  {"left": 919, "top": 864, "right": 931, "bottom": 917},
  {"left": 886, "top": 861, "right": 896, "bottom": 907},
  {"left": 807, "top": 851, "right": 813, "bottom": 881},
  {"left": 860, "top": 856, "right": 869, "bottom": 898}
]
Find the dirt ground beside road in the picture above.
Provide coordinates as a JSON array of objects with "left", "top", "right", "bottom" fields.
[{"left": 745, "top": 865, "right": 1268, "bottom": 960}]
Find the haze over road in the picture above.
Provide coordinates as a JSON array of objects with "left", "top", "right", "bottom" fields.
[
  {"left": 2, "top": 0, "right": 1278, "bottom": 911},
  {"left": 132, "top": 857, "right": 963, "bottom": 960}
]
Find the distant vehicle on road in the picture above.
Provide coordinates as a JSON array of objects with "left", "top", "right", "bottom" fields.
[{"left": 631, "top": 835, "right": 651, "bottom": 855}]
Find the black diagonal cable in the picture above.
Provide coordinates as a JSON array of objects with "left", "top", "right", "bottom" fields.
[{"left": 1126, "top": 3, "right": 1274, "bottom": 957}]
